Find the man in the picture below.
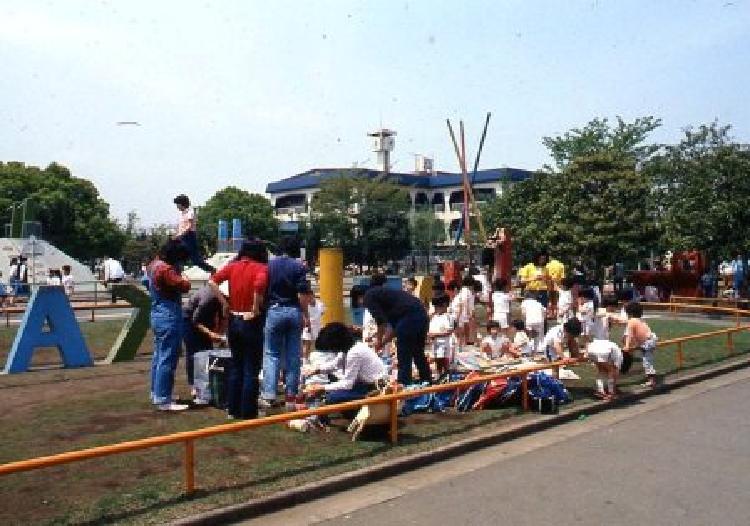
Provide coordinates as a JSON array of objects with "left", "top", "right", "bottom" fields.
[
  {"left": 518, "top": 252, "right": 550, "bottom": 307},
  {"left": 173, "top": 194, "right": 215, "bottom": 274},
  {"left": 102, "top": 255, "right": 126, "bottom": 303},
  {"left": 363, "top": 275, "right": 432, "bottom": 386},
  {"left": 261, "top": 236, "right": 310, "bottom": 411}
]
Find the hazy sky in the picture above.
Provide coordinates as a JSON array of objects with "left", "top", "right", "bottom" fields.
[{"left": 2, "top": 0, "right": 749, "bottom": 226}]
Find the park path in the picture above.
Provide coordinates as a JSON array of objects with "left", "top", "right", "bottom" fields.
[{"left": 239, "top": 366, "right": 750, "bottom": 526}]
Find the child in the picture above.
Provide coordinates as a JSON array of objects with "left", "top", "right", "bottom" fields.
[
  {"left": 508, "top": 319, "right": 534, "bottom": 357},
  {"left": 540, "top": 318, "right": 582, "bottom": 362},
  {"left": 403, "top": 277, "right": 419, "bottom": 297},
  {"left": 585, "top": 338, "right": 623, "bottom": 400},
  {"left": 428, "top": 294, "right": 454, "bottom": 377},
  {"left": 622, "top": 301, "right": 659, "bottom": 387},
  {"left": 173, "top": 194, "right": 215, "bottom": 274},
  {"left": 301, "top": 286, "right": 326, "bottom": 362},
  {"left": 454, "top": 276, "right": 476, "bottom": 348},
  {"left": 61, "top": 265, "right": 75, "bottom": 297},
  {"left": 480, "top": 321, "right": 510, "bottom": 360},
  {"left": 46, "top": 269, "right": 62, "bottom": 286},
  {"left": 576, "top": 287, "right": 597, "bottom": 339},
  {"left": 557, "top": 277, "right": 574, "bottom": 323},
  {"left": 491, "top": 278, "right": 512, "bottom": 331},
  {"left": 521, "top": 290, "right": 546, "bottom": 352}
]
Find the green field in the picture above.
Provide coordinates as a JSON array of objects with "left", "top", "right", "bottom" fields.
[{"left": 0, "top": 316, "right": 747, "bottom": 525}]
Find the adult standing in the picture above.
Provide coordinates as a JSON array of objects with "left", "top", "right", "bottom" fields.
[
  {"left": 518, "top": 252, "right": 551, "bottom": 307},
  {"left": 363, "top": 275, "right": 432, "bottom": 385},
  {"left": 261, "top": 236, "right": 310, "bottom": 410},
  {"left": 147, "top": 240, "right": 191, "bottom": 411},
  {"left": 102, "top": 255, "right": 126, "bottom": 303},
  {"left": 173, "top": 194, "right": 216, "bottom": 274},
  {"left": 210, "top": 239, "right": 268, "bottom": 419}
]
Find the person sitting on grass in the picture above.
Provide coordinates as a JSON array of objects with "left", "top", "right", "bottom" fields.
[
  {"left": 305, "top": 322, "right": 387, "bottom": 404},
  {"left": 508, "top": 319, "right": 534, "bottom": 357},
  {"left": 540, "top": 318, "right": 582, "bottom": 362},
  {"left": 622, "top": 301, "right": 659, "bottom": 387},
  {"left": 585, "top": 339, "right": 623, "bottom": 400},
  {"left": 480, "top": 321, "right": 510, "bottom": 360}
]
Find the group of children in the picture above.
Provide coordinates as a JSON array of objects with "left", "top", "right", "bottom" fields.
[{"left": 45, "top": 265, "right": 75, "bottom": 296}]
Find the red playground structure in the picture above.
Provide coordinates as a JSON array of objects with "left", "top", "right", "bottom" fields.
[{"left": 630, "top": 250, "right": 706, "bottom": 299}]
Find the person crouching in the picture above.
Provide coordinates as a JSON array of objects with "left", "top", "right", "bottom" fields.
[{"left": 584, "top": 339, "right": 623, "bottom": 400}]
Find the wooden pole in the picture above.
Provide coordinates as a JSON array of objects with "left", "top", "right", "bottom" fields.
[
  {"left": 389, "top": 400, "right": 399, "bottom": 445},
  {"left": 468, "top": 112, "right": 491, "bottom": 243},
  {"left": 459, "top": 121, "right": 472, "bottom": 264}
]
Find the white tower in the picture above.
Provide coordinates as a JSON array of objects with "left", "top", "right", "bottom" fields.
[{"left": 368, "top": 128, "right": 396, "bottom": 174}]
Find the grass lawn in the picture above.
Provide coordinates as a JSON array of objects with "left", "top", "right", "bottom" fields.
[{"left": 0, "top": 316, "right": 748, "bottom": 525}]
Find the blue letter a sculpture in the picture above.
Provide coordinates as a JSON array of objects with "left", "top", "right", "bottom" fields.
[{"left": 4, "top": 286, "right": 93, "bottom": 373}]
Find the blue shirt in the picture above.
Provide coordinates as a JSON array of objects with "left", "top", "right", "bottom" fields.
[{"left": 266, "top": 255, "right": 308, "bottom": 307}]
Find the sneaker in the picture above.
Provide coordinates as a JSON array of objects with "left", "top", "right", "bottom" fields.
[
  {"left": 156, "top": 402, "right": 189, "bottom": 412},
  {"left": 258, "top": 398, "right": 277, "bottom": 410}
]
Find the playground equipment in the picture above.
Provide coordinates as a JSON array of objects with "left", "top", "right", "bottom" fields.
[
  {"left": 319, "top": 247, "right": 344, "bottom": 325},
  {"left": 630, "top": 250, "right": 706, "bottom": 299}
]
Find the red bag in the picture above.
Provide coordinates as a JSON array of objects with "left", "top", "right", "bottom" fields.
[{"left": 473, "top": 377, "right": 509, "bottom": 410}]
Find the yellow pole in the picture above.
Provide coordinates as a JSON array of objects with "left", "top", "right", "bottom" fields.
[{"left": 319, "top": 247, "right": 344, "bottom": 325}]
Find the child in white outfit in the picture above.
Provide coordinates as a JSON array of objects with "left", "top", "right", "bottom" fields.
[
  {"left": 428, "top": 295, "right": 454, "bottom": 376},
  {"left": 521, "top": 291, "right": 546, "bottom": 352},
  {"left": 491, "top": 278, "right": 513, "bottom": 330}
]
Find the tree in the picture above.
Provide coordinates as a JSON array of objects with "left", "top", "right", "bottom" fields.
[
  {"left": 0, "top": 161, "right": 126, "bottom": 262},
  {"left": 647, "top": 122, "right": 750, "bottom": 260},
  {"left": 411, "top": 211, "right": 446, "bottom": 252},
  {"left": 310, "top": 173, "right": 412, "bottom": 266},
  {"left": 196, "top": 187, "right": 279, "bottom": 253}
]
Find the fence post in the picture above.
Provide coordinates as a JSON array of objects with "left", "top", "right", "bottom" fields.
[
  {"left": 184, "top": 440, "right": 195, "bottom": 494},
  {"left": 521, "top": 376, "right": 529, "bottom": 411},
  {"left": 727, "top": 332, "right": 735, "bottom": 355},
  {"left": 676, "top": 342, "right": 684, "bottom": 371},
  {"left": 735, "top": 309, "right": 740, "bottom": 328},
  {"left": 389, "top": 399, "right": 399, "bottom": 445}
]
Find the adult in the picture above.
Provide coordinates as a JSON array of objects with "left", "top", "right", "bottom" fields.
[
  {"left": 545, "top": 256, "right": 565, "bottom": 318},
  {"left": 261, "top": 236, "right": 310, "bottom": 410},
  {"left": 363, "top": 275, "right": 432, "bottom": 385},
  {"left": 306, "top": 323, "right": 387, "bottom": 404},
  {"left": 518, "top": 252, "right": 550, "bottom": 307},
  {"left": 173, "top": 194, "right": 216, "bottom": 274},
  {"left": 102, "top": 255, "right": 126, "bottom": 303},
  {"left": 182, "top": 282, "right": 227, "bottom": 400},
  {"left": 211, "top": 239, "right": 268, "bottom": 419},
  {"left": 731, "top": 252, "right": 745, "bottom": 298},
  {"left": 147, "top": 240, "right": 191, "bottom": 411}
]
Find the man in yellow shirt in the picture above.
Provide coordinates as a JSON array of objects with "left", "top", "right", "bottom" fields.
[{"left": 518, "top": 253, "right": 550, "bottom": 307}]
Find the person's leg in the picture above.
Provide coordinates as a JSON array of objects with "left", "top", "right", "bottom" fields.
[
  {"left": 182, "top": 319, "right": 200, "bottom": 387},
  {"left": 283, "top": 307, "right": 303, "bottom": 400},
  {"left": 152, "top": 313, "right": 181, "bottom": 405},
  {"left": 226, "top": 317, "right": 244, "bottom": 417},
  {"left": 411, "top": 316, "right": 432, "bottom": 384},
  {"left": 641, "top": 345, "right": 656, "bottom": 384},
  {"left": 240, "top": 319, "right": 263, "bottom": 418},
  {"left": 261, "top": 308, "right": 284, "bottom": 402},
  {"left": 325, "top": 383, "right": 372, "bottom": 404},
  {"left": 180, "top": 231, "right": 215, "bottom": 274}
]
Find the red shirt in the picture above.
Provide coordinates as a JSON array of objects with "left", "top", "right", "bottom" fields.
[
  {"left": 149, "top": 259, "right": 191, "bottom": 301},
  {"left": 211, "top": 258, "right": 268, "bottom": 312}
]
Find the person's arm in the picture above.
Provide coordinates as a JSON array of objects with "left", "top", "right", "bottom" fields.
[
  {"left": 324, "top": 352, "right": 361, "bottom": 391},
  {"left": 158, "top": 265, "right": 191, "bottom": 293},
  {"left": 315, "top": 352, "right": 344, "bottom": 375},
  {"left": 623, "top": 320, "right": 636, "bottom": 351}
]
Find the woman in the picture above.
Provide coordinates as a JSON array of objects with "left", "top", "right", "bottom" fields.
[
  {"left": 210, "top": 239, "right": 268, "bottom": 419},
  {"left": 147, "top": 239, "right": 191, "bottom": 411}
]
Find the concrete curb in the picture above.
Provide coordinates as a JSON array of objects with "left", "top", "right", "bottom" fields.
[{"left": 173, "top": 355, "right": 750, "bottom": 526}]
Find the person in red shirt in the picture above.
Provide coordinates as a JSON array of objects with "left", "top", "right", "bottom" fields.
[
  {"left": 147, "top": 239, "right": 192, "bottom": 411},
  {"left": 210, "top": 239, "right": 268, "bottom": 419}
]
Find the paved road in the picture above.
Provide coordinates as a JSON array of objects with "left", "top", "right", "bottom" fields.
[{"left": 240, "top": 368, "right": 750, "bottom": 526}]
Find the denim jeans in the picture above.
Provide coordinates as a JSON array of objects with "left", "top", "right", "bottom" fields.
[
  {"left": 262, "top": 305, "right": 303, "bottom": 400},
  {"left": 394, "top": 310, "right": 431, "bottom": 385},
  {"left": 150, "top": 303, "right": 183, "bottom": 405},
  {"left": 227, "top": 315, "right": 264, "bottom": 418},
  {"left": 178, "top": 230, "right": 215, "bottom": 274},
  {"left": 326, "top": 382, "right": 374, "bottom": 405},
  {"left": 182, "top": 316, "right": 212, "bottom": 386}
]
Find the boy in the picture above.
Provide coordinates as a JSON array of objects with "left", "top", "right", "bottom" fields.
[
  {"left": 622, "top": 301, "right": 659, "bottom": 387},
  {"left": 540, "top": 318, "right": 582, "bottom": 362},
  {"left": 301, "top": 285, "right": 326, "bottom": 362},
  {"left": 557, "top": 277, "right": 574, "bottom": 323},
  {"left": 173, "top": 194, "right": 215, "bottom": 274},
  {"left": 585, "top": 338, "right": 623, "bottom": 400},
  {"left": 480, "top": 321, "right": 510, "bottom": 360},
  {"left": 428, "top": 294, "right": 453, "bottom": 376},
  {"left": 61, "top": 265, "right": 75, "bottom": 297},
  {"left": 508, "top": 319, "right": 533, "bottom": 357},
  {"left": 521, "top": 290, "right": 546, "bottom": 351},
  {"left": 491, "top": 278, "right": 512, "bottom": 331}
]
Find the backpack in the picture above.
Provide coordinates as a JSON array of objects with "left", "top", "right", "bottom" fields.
[
  {"left": 527, "top": 372, "right": 571, "bottom": 413},
  {"left": 472, "top": 377, "right": 510, "bottom": 410}
]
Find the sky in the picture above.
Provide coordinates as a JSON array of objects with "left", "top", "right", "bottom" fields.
[{"left": 1, "top": 0, "right": 749, "bottom": 227}]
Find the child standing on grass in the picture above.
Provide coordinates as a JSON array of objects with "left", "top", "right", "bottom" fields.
[
  {"left": 301, "top": 285, "right": 326, "bottom": 363},
  {"left": 521, "top": 290, "right": 546, "bottom": 352},
  {"left": 454, "top": 276, "right": 476, "bottom": 348},
  {"left": 428, "top": 295, "right": 454, "bottom": 377},
  {"left": 61, "top": 265, "right": 75, "bottom": 297},
  {"left": 557, "top": 277, "right": 574, "bottom": 323},
  {"left": 622, "top": 301, "right": 659, "bottom": 387},
  {"left": 491, "top": 278, "right": 512, "bottom": 332},
  {"left": 585, "top": 339, "right": 623, "bottom": 400}
]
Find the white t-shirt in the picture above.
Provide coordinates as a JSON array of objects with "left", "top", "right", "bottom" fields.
[
  {"left": 557, "top": 289, "right": 573, "bottom": 320},
  {"left": 492, "top": 291, "right": 511, "bottom": 315},
  {"left": 541, "top": 325, "right": 565, "bottom": 361},
  {"left": 62, "top": 274, "right": 75, "bottom": 296},
  {"left": 591, "top": 312, "right": 610, "bottom": 340},
  {"left": 177, "top": 207, "right": 196, "bottom": 236},
  {"left": 521, "top": 298, "right": 546, "bottom": 326},
  {"left": 307, "top": 299, "right": 325, "bottom": 340},
  {"left": 481, "top": 334, "right": 509, "bottom": 359},
  {"left": 103, "top": 258, "right": 125, "bottom": 281},
  {"left": 429, "top": 313, "right": 453, "bottom": 359},
  {"left": 473, "top": 274, "right": 490, "bottom": 303},
  {"left": 457, "top": 287, "right": 475, "bottom": 324},
  {"left": 577, "top": 300, "right": 595, "bottom": 335},
  {"left": 513, "top": 331, "right": 533, "bottom": 356}
]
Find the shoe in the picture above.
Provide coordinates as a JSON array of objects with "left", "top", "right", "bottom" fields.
[
  {"left": 258, "top": 398, "right": 276, "bottom": 410},
  {"left": 156, "top": 402, "right": 189, "bottom": 412}
]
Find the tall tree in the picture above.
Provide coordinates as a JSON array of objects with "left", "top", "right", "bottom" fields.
[
  {"left": 196, "top": 186, "right": 279, "bottom": 253},
  {"left": 647, "top": 122, "right": 750, "bottom": 259},
  {"left": 0, "top": 161, "right": 125, "bottom": 262}
]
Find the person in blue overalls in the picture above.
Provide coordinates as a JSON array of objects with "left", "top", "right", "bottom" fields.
[{"left": 147, "top": 239, "right": 191, "bottom": 411}]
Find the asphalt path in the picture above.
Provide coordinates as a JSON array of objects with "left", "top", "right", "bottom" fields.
[{"left": 240, "top": 367, "right": 750, "bottom": 526}]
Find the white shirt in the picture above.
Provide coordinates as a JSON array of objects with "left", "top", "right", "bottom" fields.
[
  {"left": 473, "top": 274, "right": 490, "bottom": 303},
  {"left": 307, "top": 299, "right": 325, "bottom": 338},
  {"left": 177, "top": 207, "right": 196, "bottom": 236},
  {"left": 481, "top": 334, "right": 509, "bottom": 359},
  {"left": 577, "top": 300, "right": 595, "bottom": 334},
  {"left": 103, "top": 258, "right": 125, "bottom": 281},
  {"left": 62, "top": 274, "right": 75, "bottom": 296},
  {"left": 513, "top": 331, "right": 533, "bottom": 356},
  {"left": 429, "top": 313, "right": 453, "bottom": 358},
  {"left": 541, "top": 325, "right": 565, "bottom": 360},
  {"left": 362, "top": 309, "right": 378, "bottom": 342},
  {"left": 521, "top": 298, "right": 546, "bottom": 325},
  {"left": 587, "top": 339, "right": 623, "bottom": 368},
  {"left": 492, "top": 291, "right": 512, "bottom": 315},
  {"left": 557, "top": 289, "right": 573, "bottom": 319},
  {"left": 323, "top": 342, "right": 386, "bottom": 391},
  {"left": 456, "top": 287, "right": 475, "bottom": 322}
]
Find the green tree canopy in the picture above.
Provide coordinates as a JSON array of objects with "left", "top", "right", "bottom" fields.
[
  {"left": 196, "top": 186, "right": 278, "bottom": 253},
  {"left": 0, "top": 161, "right": 125, "bottom": 262}
]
